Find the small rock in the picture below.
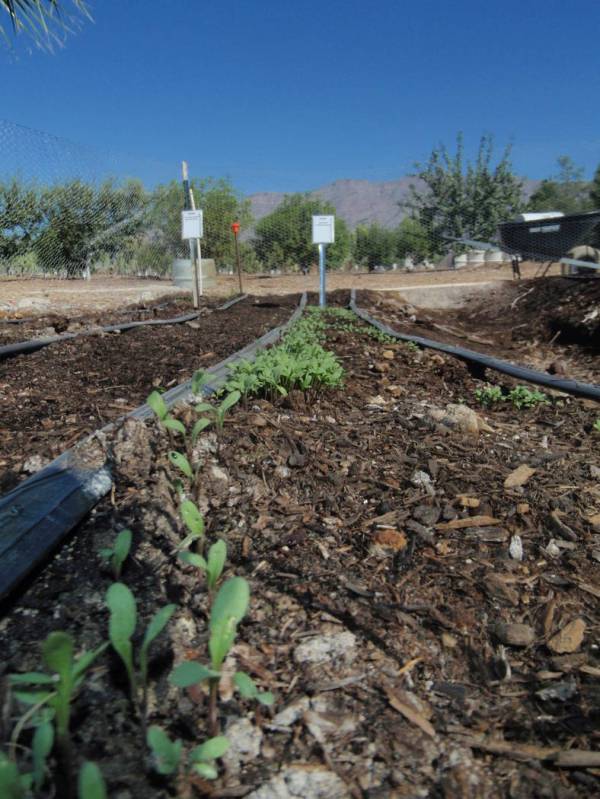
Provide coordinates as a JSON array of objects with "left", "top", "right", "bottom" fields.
[
  {"left": 209, "top": 465, "right": 228, "bottom": 482},
  {"left": 294, "top": 631, "right": 357, "bottom": 665},
  {"left": 590, "top": 465, "right": 600, "bottom": 480},
  {"left": 509, "top": 535, "right": 524, "bottom": 561},
  {"left": 430, "top": 403, "right": 493, "bottom": 436},
  {"left": 412, "top": 504, "right": 441, "bottom": 526},
  {"left": 222, "top": 717, "right": 263, "bottom": 772},
  {"left": 545, "top": 539, "right": 561, "bottom": 558},
  {"left": 547, "top": 618, "right": 586, "bottom": 654},
  {"left": 547, "top": 359, "right": 568, "bottom": 376},
  {"left": 246, "top": 765, "right": 351, "bottom": 799},
  {"left": 492, "top": 622, "right": 535, "bottom": 647},
  {"left": 382, "top": 349, "right": 395, "bottom": 360},
  {"left": 536, "top": 678, "right": 577, "bottom": 702},
  {"left": 411, "top": 470, "right": 435, "bottom": 496},
  {"left": 274, "top": 465, "right": 291, "bottom": 479},
  {"left": 21, "top": 454, "right": 48, "bottom": 474}
]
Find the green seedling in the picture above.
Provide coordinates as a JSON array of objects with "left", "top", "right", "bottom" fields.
[
  {"left": 99, "top": 528, "right": 132, "bottom": 580},
  {"left": 146, "top": 726, "right": 228, "bottom": 782},
  {"left": 10, "top": 632, "right": 106, "bottom": 793},
  {"left": 0, "top": 752, "right": 29, "bottom": 799},
  {"left": 106, "top": 583, "right": 175, "bottom": 732},
  {"left": 189, "top": 736, "right": 230, "bottom": 780},
  {"left": 170, "top": 577, "right": 251, "bottom": 735},
  {"left": 475, "top": 384, "right": 504, "bottom": 407},
  {"left": 147, "top": 726, "right": 183, "bottom": 776},
  {"left": 179, "top": 539, "right": 227, "bottom": 592},
  {"left": 593, "top": 419, "right": 600, "bottom": 433},
  {"left": 215, "top": 390, "right": 241, "bottom": 431},
  {"left": 233, "top": 671, "right": 274, "bottom": 707},
  {"left": 178, "top": 499, "right": 205, "bottom": 550},
  {"left": 78, "top": 762, "right": 107, "bottom": 799},
  {"left": 0, "top": 721, "right": 54, "bottom": 797},
  {"left": 168, "top": 451, "right": 193, "bottom": 480},
  {"left": 147, "top": 390, "right": 186, "bottom": 436},
  {"left": 507, "top": 385, "right": 549, "bottom": 409},
  {"left": 191, "top": 369, "right": 211, "bottom": 397}
]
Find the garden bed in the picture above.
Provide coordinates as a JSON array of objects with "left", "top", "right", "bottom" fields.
[
  {"left": 365, "top": 277, "right": 600, "bottom": 385},
  {"left": 0, "top": 295, "right": 296, "bottom": 493},
  {"left": 1, "top": 301, "right": 599, "bottom": 798}
]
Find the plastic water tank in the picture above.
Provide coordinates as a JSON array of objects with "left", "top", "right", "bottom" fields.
[
  {"left": 484, "top": 249, "right": 504, "bottom": 264},
  {"left": 172, "top": 258, "right": 216, "bottom": 290},
  {"left": 467, "top": 250, "right": 486, "bottom": 265}
]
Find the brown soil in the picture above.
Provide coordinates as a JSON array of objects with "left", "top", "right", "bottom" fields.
[
  {"left": 358, "top": 277, "right": 600, "bottom": 386},
  {"left": 1, "top": 302, "right": 599, "bottom": 798},
  {"left": 0, "top": 295, "right": 296, "bottom": 494}
]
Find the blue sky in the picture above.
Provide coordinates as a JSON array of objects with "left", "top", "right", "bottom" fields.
[{"left": 1, "top": 0, "right": 599, "bottom": 193}]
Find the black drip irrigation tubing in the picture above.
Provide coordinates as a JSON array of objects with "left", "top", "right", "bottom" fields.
[
  {"left": 0, "top": 293, "right": 248, "bottom": 361},
  {"left": 0, "top": 292, "right": 306, "bottom": 602},
  {"left": 349, "top": 289, "right": 600, "bottom": 404}
]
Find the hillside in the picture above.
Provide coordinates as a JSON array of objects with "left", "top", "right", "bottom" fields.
[{"left": 248, "top": 176, "right": 540, "bottom": 230}]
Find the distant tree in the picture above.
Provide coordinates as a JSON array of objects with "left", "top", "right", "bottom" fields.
[
  {"left": 406, "top": 133, "right": 524, "bottom": 244},
  {"left": 148, "top": 178, "right": 252, "bottom": 270},
  {"left": 0, "top": 177, "right": 45, "bottom": 261},
  {"left": 254, "top": 194, "right": 351, "bottom": 271},
  {"left": 394, "top": 217, "right": 431, "bottom": 261},
  {"left": 528, "top": 156, "right": 592, "bottom": 214},
  {"left": 1, "top": 0, "right": 90, "bottom": 48},
  {"left": 353, "top": 223, "right": 396, "bottom": 269},
  {"left": 35, "top": 178, "right": 147, "bottom": 275},
  {"left": 590, "top": 163, "right": 600, "bottom": 208}
]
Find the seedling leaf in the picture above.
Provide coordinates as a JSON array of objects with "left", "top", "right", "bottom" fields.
[
  {"left": 78, "top": 762, "right": 107, "bottom": 799},
  {"left": 164, "top": 417, "right": 186, "bottom": 435},
  {"left": 32, "top": 721, "right": 53, "bottom": 791},
  {"left": 169, "top": 661, "right": 219, "bottom": 687},
  {"left": 147, "top": 391, "right": 169, "bottom": 421},
  {"left": 180, "top": 500, "right": 205, "bottom": 537},
  {"left": 168, "top": 451, "right": 193, "bottom": 479},
  {"left": 206, "top": 539, "right": 227, "bottom": 591},
  {"left": 190, "top": 736, "right": 230, "bottom": 761},
  {"left": 147, "top": 726, "right": 182, "bottom": 776},
  {"left": 191, "top": 417, "right": 212, "bottom": 443},
  {"left": 178, "top": 551, "right": 208, "bottom": 570}
]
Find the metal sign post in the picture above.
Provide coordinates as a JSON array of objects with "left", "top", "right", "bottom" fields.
[{"left": 312, "top": 215, "right": 335, "bottom": 308}]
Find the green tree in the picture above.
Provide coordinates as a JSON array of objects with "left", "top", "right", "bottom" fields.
[
  {"left": 1, "top": 0, "right": 90, "bottom": 48},
  {"left": 147, "top": 177, "right": 252, "bottom": 270},
  {"left": 35, "top": 178, "right": 148, "bottom": 275},
  {"left": 527, "top": 156, "right": 592, "bottom": 214},
  {"left": 353, "top": 223, "right": 396, "bottom": 269},
  {"left": 590, "top": 163, "right": 600, "bottom": 208},
  {"left": 0, "top": 177, "right": 45, "bottom": 261},
  {"left": 406, "top": 133, "right": 524, "bottom": 244},
  {"left": 394, "top": 217, "right": 431, "bottom": 261},
  {"left": 254, "top": 194, "right": 351, "bottom": 271}
]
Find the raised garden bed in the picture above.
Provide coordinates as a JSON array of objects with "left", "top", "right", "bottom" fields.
[
  {"left": 0, "top": 295, "right": 297, "bottom": 494},
  {"left": 1, "top": 302, "right": 599, "bottom": 798}
]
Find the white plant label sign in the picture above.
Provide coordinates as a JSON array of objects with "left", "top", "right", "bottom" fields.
[
  {"left": 182, "top": 210, "right": 203, "bottom": 240},
  {"left": 312, "top": 215, "right": 335, "bottom": 244}
]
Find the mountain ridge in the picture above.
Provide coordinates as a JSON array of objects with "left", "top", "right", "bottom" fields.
[{"left": 248, "top": 176, "right": 540, "bottom": 230}]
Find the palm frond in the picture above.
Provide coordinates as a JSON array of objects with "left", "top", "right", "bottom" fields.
[{"left": 1, "top": 0, "right": 91, "bottom": 50}]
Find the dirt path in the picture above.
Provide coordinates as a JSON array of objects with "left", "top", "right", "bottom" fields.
[{"left": 0, "top": 262, "right": 562, "bottom": 315}]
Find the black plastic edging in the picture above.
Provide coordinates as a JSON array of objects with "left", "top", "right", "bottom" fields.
[
  {"left": 350, "top": 289, "right": 600, "bottom": 403},
  {"left": 0, "top": 292, "right": 306, "bottom": 602},
  {"left": 0, "top": 294, "right": 247, "bottom": 361}
]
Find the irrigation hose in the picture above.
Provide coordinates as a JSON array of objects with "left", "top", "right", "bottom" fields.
[
  {"left": 349, "top": 289, "right": 600, "bottom": 403},
  {"left": 0, "top": 294, "right": 248, "bottom": 361}
]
